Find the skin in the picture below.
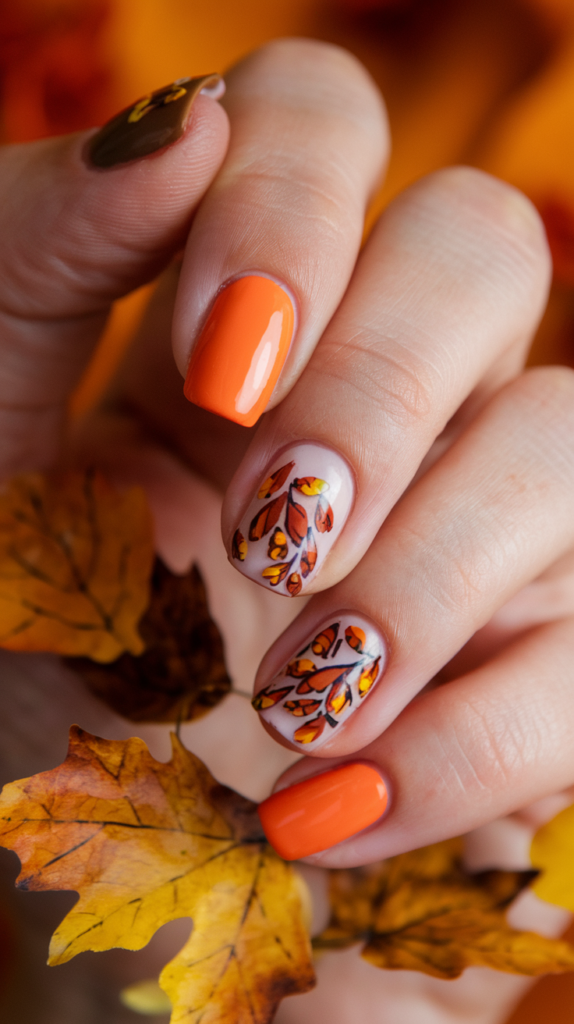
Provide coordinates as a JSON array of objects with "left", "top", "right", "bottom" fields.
[{"left": 0, "top": 36, "right": 572, "bottom": 1024}]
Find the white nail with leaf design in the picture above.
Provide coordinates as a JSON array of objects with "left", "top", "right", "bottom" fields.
[
  {"left": 230, "top": 443, "right": 354, "bottom": 596},
  {"left": 252, "top": 613, "right": 386, "bottom": 749}
]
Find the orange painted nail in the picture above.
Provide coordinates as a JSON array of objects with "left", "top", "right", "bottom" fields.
[
  {"left": 257, "top": 763, "right": 388, "bottom": 861},
  {"left": 183, "top": 275, "right": 295, "bottom": 427}
]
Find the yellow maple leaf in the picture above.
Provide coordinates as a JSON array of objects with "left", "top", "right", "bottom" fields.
[
  {"left": 0, "top": 726, "right": 315, "bottom": 1023},
  {"left": 314, "top": 839, "right": 574, "bottom": 979},
  {"left": 531, "top": 802, "right": 574, "bottom": 911},
  {"left": 0, "top": 470, "right": 153, "bottom": 662}
]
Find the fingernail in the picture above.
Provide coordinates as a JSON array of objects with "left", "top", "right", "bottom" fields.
[
  {"left": 88, "top": 74, "right": 222, "bottom": 168},
  {"left": 183, "top": 276, "right": 295, "bottom": 427},
  {"left": 258, "top": 763, "right": 388, "bottom": 860},
  {"left": 252, "top": 613, "right": 386, "bottom": 748},
  {"left": 229, "top": 444, "right": 354, "bottom": 594}
]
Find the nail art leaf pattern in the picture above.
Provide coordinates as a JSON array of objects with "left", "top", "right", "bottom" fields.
[
  {"left": 235, "top": 461, "right": 335, "bottom": 592},
  {"left": 252, "top": 619, "right": 383, "bottom": 746}
]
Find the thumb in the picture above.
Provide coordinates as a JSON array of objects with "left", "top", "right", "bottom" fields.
[{"left": 0, "top": 74, "right": 228, "bottom": 474}]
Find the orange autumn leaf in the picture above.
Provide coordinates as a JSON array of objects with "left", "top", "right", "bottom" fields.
[
  {"left": 249, "top": 493, "right": 287, "bottom": 541},
  {"left": 0, "top": 470, "right": 153, "bottom": 662},
  {"left": 0, "top": 726, "right": 315, "bottom": 1023},
  {"left": 314, "top": 839, "right": 574, "bottom": 979},
  {"left": 292, "top": 477, "right": 329, "bottom": 497},
  {"left": 311, "top": 623, "right": 339, "bottom": 658},
  {"left": 285, "top": 491, "right": 308, "bottom": 547},
  {"left": 257, "top": 462, "right": 295, "bottom": 500}
]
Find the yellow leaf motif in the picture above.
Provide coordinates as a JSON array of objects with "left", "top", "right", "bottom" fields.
[
  {"left": 292, "top": 477, "right": 329, "bottom": 496},
  {"left": 0, "top": 727, "right": 315, "bottom": 1024},
  {"left": 0, "top": 470, "right": 153, "bottom": 662},
  {"left": 531, "top": 802, "right": 574, "bottom": 911},
  {"left": 314, "top": 839, "right": 574, "bottom": 979}
]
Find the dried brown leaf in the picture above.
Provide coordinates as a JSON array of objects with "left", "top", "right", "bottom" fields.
[
  {"left": 67, "top": 558, "right": 231, "bottom": 723},
  {"left": 314, "top": 839, "right": 574, "bottom": 979}
]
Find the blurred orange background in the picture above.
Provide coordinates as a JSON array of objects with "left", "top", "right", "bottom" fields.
[{"left": 1, "top": 0, "right": 573, "bottom": 1020}]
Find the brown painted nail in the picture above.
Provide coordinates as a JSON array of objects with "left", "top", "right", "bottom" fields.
[{"left": 88, "top": 74, "right": 222, "bottom": 169}]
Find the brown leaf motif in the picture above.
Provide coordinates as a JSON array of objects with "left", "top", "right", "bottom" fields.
[
  {"left": 284, "top": 698, "right": 322, "bottom": 717},
  {"left": 257, "top": 462, "right": 295, "bottom": 500},
  {"left": 0, "top": 727, "right": 316, "bottom": 1023},
  {"left": 0, "top": 469, "right": 153, "bottom": 662},
  {"left": 285, "top": 491, "right": 308, "bottom": 547},
  {"left": 314, "top": 839, "right": 574, "bottom": 979},
  {"left": 286, "top": 572, "right": 302, "bottom": 596},
  {"left": 232, "top": 529, "right": 248, "bottom": 562},
  {"left": 268, "top": 528, "right": 288, "bottom": 561},
  {"left": 68, "top": 559, "right": 231, "bottom": 724},
  {"left": 249, "top": 492, "right": 287, "bottom": 541},
  {"left": 345, "top": 625, "right": 366, "bottom": 652}
]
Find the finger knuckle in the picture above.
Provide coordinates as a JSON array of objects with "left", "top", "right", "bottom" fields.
[{"left": 400, "top": 167, "right": 551, "bottom": 315}]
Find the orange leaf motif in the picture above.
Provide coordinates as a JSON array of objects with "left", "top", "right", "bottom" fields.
[
  {"left": 252, "top": 684, "right": 294, "bottom": 711},
  {"left": 345, "top": 625, "right": 366, "bottom": 652},
  {"left": 294, "top": 715, "right": 326, "bottom": 744},
  {"left": 0, "top": 470, "right": 153, "bottom": 662},
  {"left": 295, "top": 663, "right": 355, "bottom": 694},
  {"left": 286, "top": 658, "right": 316, "bottom": 678},
  {"left": 326, "top": 682, "right": 353, "bottom": 716},
  {"left": 315, "top": 495, "right": 334, "bottom": 533},
  {"left": 232, "top": 529, "right": 248, "bottom": 561},
  {"left": 249, "top": 492, "right": 288, "bottom": 541},
  {"left": 286, "top": 491, "right": 308, "bottom": 547},
  {"left": 261, "top": 561, "right": 292, "bottom": 587},
  {"left": 0, "top": 727, "right": 316, "bottom": 1022},
  {"left": 300, "top": 529, "right": 318, "bottom": 579},
  {"left": 358, "top": 657, "right": 381, "bottom": 698},
  {"left": 257, "top": 462, "right": 295, "bottom": 500},
  {"left": 311, "top": 623, "right": 339, "bottom": 658},
  {"left": 287, "top": 572, "right": 302, "bottom": 596},
  {"left": 292, "top": 477, "right": 329, "bottom": 496},
  {"left": 268, "top": 528, "right": 288, "bottom": 561},
  {"left": 284, "top": 699, "right": 322, "bottom": 717}
]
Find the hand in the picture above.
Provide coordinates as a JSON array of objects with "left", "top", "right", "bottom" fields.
[{"left": 0, "top": 37, "right": 571, "bottom": 1024}]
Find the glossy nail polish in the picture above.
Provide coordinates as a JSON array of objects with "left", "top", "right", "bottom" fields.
[
  {"left": 88, "top": 74, "right": 221, "bottom": 168},
  {"left": 258, "top": 763, "right": 388, "bottom": 860},
  {"left": 252, "top": 613, "right": 386, "bottom": 749},
  {"left": 229, "top": 444, "right": 354, "bottom": 595},
  {"left": 183, "top": 276, "right": 295, "bottom": 427}
]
